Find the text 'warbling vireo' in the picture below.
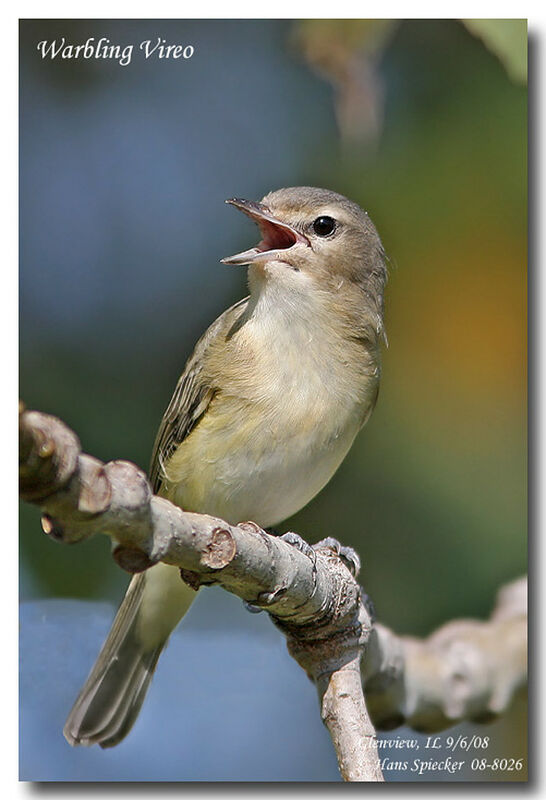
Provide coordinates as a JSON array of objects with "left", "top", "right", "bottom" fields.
[{"left": 64, "top": 186, "right": 388, "bottom": 748}]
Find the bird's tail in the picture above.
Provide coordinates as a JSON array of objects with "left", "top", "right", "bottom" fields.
[{"left": 63, "top": 562, "right": 196, "bottom": 748}]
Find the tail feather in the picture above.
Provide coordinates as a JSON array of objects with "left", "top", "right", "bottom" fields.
[{"left": 64, "top": 565, "right": 195, "bottom": 748}]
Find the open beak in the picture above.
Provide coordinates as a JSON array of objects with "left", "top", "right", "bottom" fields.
[{"left": 221, "top": 198, "right": 309, "bottom": 265}]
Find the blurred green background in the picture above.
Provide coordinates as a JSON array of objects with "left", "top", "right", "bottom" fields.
[{"left": 19, "top": 19, "right": 527, "bottom": 781}]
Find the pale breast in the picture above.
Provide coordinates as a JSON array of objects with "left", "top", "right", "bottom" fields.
[
  {"left": 164, "top": 303, "right": 378, "bottom": 528},
  {"left": 165, "top": 391, "right": 363, "bottom": 527}
]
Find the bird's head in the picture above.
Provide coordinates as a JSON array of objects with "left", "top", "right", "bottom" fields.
[{"left": 222, "top": 187, "right": 387, "bottom": 322}]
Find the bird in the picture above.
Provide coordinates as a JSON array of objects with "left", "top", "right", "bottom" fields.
[{"left": 63, "top": 186, "right": 388, "bottom": 748}]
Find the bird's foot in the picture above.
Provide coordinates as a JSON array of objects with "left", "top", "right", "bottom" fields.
[
  {"left": 280, "top": 531, "right": 317, "bottom": 567},
  {"left": 241, "top": 527, "right": 315, "bottom": 613},
  {"left": 314, "top": 536, "right": 361, "bottom": 578}
]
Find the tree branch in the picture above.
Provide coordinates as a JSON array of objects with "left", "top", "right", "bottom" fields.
[
  {"left": 19, "top": 403, "right": 527, "bottom": 781},
  {"left": 363, "top": 577, "right": 527, "bottom": 733}
]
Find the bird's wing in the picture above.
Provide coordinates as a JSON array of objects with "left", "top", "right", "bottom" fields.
[{"left": 149, "top": 296, "right": 249, "bottom": 494}]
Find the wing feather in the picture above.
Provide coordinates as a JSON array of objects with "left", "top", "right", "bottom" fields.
[{"left": 148, "top": 297, "right": 248, "bottom": 493}]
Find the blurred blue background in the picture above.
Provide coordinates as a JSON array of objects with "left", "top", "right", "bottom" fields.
[
  {"left": 20, "top": 595, "right": 527, "bottom": 782},
  {"left": 19, "top": 19, "right": 527, "bottom": 781}
]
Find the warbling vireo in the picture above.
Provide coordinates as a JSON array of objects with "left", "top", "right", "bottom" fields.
[{"left": 64, "top": 186, "right": 387, "bottom": 748}]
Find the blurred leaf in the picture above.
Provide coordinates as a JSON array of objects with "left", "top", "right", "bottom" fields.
[
  {"left": 463, "top": 19, "right": 527, "bottom": 83},
  {"left": 292, "top": 19, "right": 398, "bottom": 143}
]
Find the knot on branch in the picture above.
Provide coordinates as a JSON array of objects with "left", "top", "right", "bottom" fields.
[
  {"left": 286, "top": 623, "right": 363, "bottom": 679},
  {"left": 19, "top": 405, "right": 81, "bottom": 502},
  {"left": 104, "top": 460, "right": 152, "bottom": 524},
  {"left": 201, "top": 526, "right": 237, "bottom": 568},
  {"left": 178, "top": 527, "right": 237, "bottom": 589},
  {"left": 274, "top": 548, "right": 373, "bottom": 682}
]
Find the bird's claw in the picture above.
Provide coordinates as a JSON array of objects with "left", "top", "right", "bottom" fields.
[
  {"left": 280, "top": 533, "right": 360, "bottom": 578},
  {"left": 280, "top": 532, "right": 317, "bottom": 567},
  {"left": 314, "top": 537, "right": 361, "bottom": 578},
  {"left": 244, "top": 531, "right": 318, "bottom": 611}
]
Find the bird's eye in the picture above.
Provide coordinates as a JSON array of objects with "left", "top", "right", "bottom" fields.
[{"left": 313, "top": 216, "right": 337, "bottom": 237}]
